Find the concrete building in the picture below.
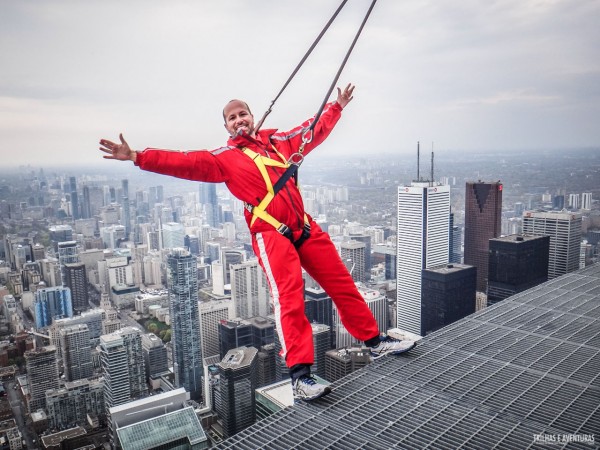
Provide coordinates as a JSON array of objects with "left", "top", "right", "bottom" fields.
[
  {"left": 45, "top": 378, "right": 104, "bottom": 430},
  {"left": 25, "top": 346, "right": 60, "bottom": 412},
  {"left": 60, "top": 323, "right": 93, "bottom": 381},
  {"left": 324, "top": 347, "right": 371, "bottom": 382},
  {"left": 141, "top": 332, "right": 168, "bottom": 380},
  {"left": 230, "top": 260, "right": 271, "bottom": 319},
  {"left": 522, "top": 211, "right": 582, "bottom": 279},
  {"left": 216, "top": 347, "right": 258, "bottom": 438},
  {"left": 199, "top": 299, "right": 234, "bottom": 359}
]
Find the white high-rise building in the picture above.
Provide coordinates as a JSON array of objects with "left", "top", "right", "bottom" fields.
[
  {"left": 522, "top": 211, "right": 582, "bottom": 279},
  {"left": 581, "top": 193, "right": 592, "bottom": 210},
  {"left": 199, "top": 299, "right": 234, "bottom": 359},
  {"left": 230, "top": 260, "right": 271, "bottom": 318},
  {"left": 340, "top": 240, "right": 367, "bottom": 283},
  {"left": 334, "top": 285, "right": 388, "bottom": 349},
  {"left": 568, "top": 193, "right": 580, "bottom": 210},
  {"left": 162, "top": 222, "right": 185, "bottom": 249},
  {"left": 396, "top": 182, "right": 450, "bottom": 335},
  {"left": 100, "top": 327, "right": 147, "bottom": 410}
]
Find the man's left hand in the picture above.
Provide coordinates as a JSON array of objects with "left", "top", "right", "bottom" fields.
[{"left": 336, "top": 83, "right": 355, "bottom": 109}]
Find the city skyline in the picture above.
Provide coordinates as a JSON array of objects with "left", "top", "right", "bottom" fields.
[
  {"left": 1, "top": 1, "right": 599, "bottom": 167},
  {"left": 1, "top": 146, "right": 598, "bottom": 447}
]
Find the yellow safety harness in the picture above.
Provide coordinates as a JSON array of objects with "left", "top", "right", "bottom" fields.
[{"left": 242, "top": 146, "right": 311, "bottom": 248}]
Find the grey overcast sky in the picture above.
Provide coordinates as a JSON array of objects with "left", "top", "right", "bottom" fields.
[{"left": 1, "top": 0, "right": 599, "bottom": 168}]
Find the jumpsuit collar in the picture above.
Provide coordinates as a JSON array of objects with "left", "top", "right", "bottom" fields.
[{"left": 228, "top": 129, "right": 278, "bottom": 152}]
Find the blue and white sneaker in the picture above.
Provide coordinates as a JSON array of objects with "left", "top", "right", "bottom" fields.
[
  {"left": 293, "top": 375, "right": 332, "bottom": 402},
  {"left": 369, "top": 335, "right": 416, "bottom": 360}
]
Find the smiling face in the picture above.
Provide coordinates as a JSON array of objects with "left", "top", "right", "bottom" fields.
[{"left": 223, "top": 100, "right": 255, "bottom": 138}]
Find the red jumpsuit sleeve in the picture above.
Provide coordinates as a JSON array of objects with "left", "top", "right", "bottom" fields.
[
  {"left": 272, "top": 101, "right": 343, "bottom": 158},
  {"left": 135, "top": 148, "right": 229, "bottom": 183}
]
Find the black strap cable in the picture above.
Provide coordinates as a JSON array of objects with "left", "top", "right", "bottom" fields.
[
  {"left": 254, "top": 0, "right": 348, "bottom": 134},
  {"left": 307, "top": 0, "right": 378, "bottom": 134},
  {"left": 271, "top": 0, "right": 378, "bottom": 195}
]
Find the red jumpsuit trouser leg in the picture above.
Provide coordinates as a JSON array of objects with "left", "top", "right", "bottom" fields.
[{"left": 252, "top": 220, "right": 380, "bottom": 369}]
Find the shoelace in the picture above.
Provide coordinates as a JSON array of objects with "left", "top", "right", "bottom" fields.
[
  {"left": 379, "top": 337, "right": 401, "bottom": 350},
  {"left": 300, "top": 376, "right": 317, "bottom": 386}
]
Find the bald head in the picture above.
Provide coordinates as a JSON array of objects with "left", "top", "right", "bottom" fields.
[
  {"left": 223, "top": 99, "right": 255, "bottom": 137},
  {"left": 223, "top": 99, "right": 251, "bottom": 121}
]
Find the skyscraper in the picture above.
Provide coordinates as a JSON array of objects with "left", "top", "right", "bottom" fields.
[
  {"left": 69, "top": 176, "right": 80, "bottom": 220},
  {"left": 199, "top": 299, "right": 233, "bottom": 359},
  {"left": 335, "top": 286, "right": 387, "bottom": 349},
  {"left": 167, "top": 248, "right": 203, "bottom": 400},
  {"left": 63, "top": 262, "right": 89, "bottom": 313},
  {"left": 522, "top": 211, "right": 582, "bottom": 279},
  {"left": 348, "top": 233, "right": 372, "bottom": 280},
  {"left": 230, "top": 260, "right": 271, "bottom": 318},
  {"left": 568, "top": 193, "right": 580, "bottom": 210},
  {"left": 200, "top": 183, "right": 220, "bottom": 227},
  {"left": 487, "top": 234, "right": 550, "bottom": 305},
  {"left": 141, "top": 333, "right": 169, "bottom": 380},
  {"left": 220, "top": 248, "right": 245, "bottom": 285},
  {"left": 311, "top": 323, "right": 331, "bottom": 378},
  {"left": 449, "top": 212, "right": 462, "bottom": 263},
  {"left": 162, "top": 222, "right": 185, "bottom": 249},
  {"left": 25, "top": 346, "right": 60, "bottom": 412},
  {"left": 184, "top": 234, "right": 200, "bottom": 256},
  {"left": 60, "top": 323, "right": 93, "bottom": 381},
  {"left": 216, "top": 347, "right": 258, "bottom": 438},
  {"left": 57, "top": 240, "right": 79, "bottom": 286},
  {"left": 340, "top": 240, "right": 367, "bottom": 283},
  {"left": 581, "top": 193, "right": 592, "bottom": 210},
  {"left": 100, "top": 326, "right": 148, "bottom": 435},
  {"left": 421, "top": 263, "right": 476, "bottom": 335},
  {"left": 325, "top": 348, "right": 371, "bottom": 383},
  {"left": 34, "top": 286, "right": 73, "bottom": 329},
  {"left": 463, "top": 181, "right": 503, "bottom": 292},
  {"left": 397, "top": 182, "right": 450, "bottom": 335},
  {"left": 100, "top": 334, "right": 130, "bottom": 410}
]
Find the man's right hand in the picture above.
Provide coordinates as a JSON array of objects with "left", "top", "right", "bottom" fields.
[{"left": 99, "top": 133, "right": 137, "bottom": 162}]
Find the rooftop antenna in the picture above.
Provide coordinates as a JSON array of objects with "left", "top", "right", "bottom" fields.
[
  {"left": 417, "top": 141, "right": 420, "bottom": 182},
  {"left": 430, "top": 142, "right": 434, "bottom": 187}
]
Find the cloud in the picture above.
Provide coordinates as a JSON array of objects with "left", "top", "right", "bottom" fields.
[{"left": 0, "top": 0, "right": 599, "bottom": 166}]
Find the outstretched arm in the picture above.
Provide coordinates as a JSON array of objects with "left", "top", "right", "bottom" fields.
[{"left": 99, "top": 133, "right": 137, "bottom": 163}]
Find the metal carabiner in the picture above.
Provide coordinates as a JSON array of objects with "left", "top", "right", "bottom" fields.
[
  {"left": 288, "top": 152, "right": 304, "bottom": 166},
  {"left": 301, "top": 128, "right": 313, "bottom": 148}
]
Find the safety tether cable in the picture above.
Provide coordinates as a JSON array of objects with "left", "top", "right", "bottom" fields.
[
  {"left": 307, "top": 0, "right": 378, "bottom": 136},
  {"left": 254, "top": 0, "right": 348, "bottom": 134},
  {"left": 271, "top": 0, "right": 378, "bottom": 195}
]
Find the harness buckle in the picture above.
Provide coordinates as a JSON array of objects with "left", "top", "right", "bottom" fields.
[{"left": 277, "top": 224, "right": 292, "bottom": 237}]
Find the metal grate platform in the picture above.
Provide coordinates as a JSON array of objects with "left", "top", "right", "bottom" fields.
[{"left": 217, "top": 265, "right": 600, "bottom": 449}]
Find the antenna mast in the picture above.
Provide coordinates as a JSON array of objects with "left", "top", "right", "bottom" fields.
[
  {"left": 430, "top": 143, "right": 434, "bottom": 187},
  {"left": 417, "top": 141, "right": 420, "bottom": 182}
]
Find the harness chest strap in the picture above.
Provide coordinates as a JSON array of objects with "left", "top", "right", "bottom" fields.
[{"left": 242, "top": 147, "right": 309, "bottom": 233}]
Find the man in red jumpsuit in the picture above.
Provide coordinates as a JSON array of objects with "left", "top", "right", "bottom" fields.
[{"left": 99, "top": 84, "right": 415, "bottom": 401}]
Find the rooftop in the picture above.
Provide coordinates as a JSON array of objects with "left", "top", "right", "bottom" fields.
[
  {"left": 116, "top": 405, "right": 207, "bottom": 450},
  {"left": 217, "top": 264, "right": 600, "bottom": 449}
]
